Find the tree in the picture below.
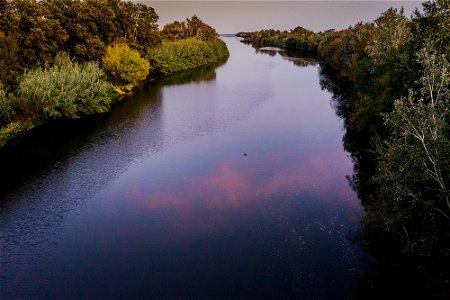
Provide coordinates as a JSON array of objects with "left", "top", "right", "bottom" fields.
[
  {"left": 42, "top": 0, "right": 161, "bottom": 61},
  {"left": 0, "top": 33, "right": 21, "bottom": 90},
  {"left": 372, "top": 44, "right": 450, "bottom": 254},
  {"left": 161, "top": 16, "right": 218, "bottom": 42},
  {"left": 414, "top": 0, "right": 450, "bottom": 57},
  {"left": 185, "top": 15, "right": 218, "bottom": 41},
  {"left": 1, "top": 0, "right": 68, "bottom": 68},
  {"left": 366, "top": 8, "right": 412, "bottom": 65},
  {"left": 128, "top": 3, "right": 161, "bottom": 49}
]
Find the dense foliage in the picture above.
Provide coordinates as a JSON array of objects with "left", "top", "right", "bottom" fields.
[
  {"left": 147, "top": 38, "right": 229, "bottom": 76},
  {"left": 161, "top": 15, "right": 219, "bottom": 42},
  {"left": 237, "top": 27, "right": 321, "bottom": 54},
  {"left": 240, "top": 0, "right": 450, "bottom": 292},
  {"left": 18, "top": 53, "right": 112, "bottom": 119},
  {"left": 0, "top": 0, "right": 160, "bottom": 74},
  {"left": 103, "top": 43, "right": 150, "bottom": 94}
]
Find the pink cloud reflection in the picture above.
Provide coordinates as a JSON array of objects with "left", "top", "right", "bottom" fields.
[
  {"left": 122, "top": 150, "right": 358, "bottom": 244},
  {"left": 203, "top": 163, "right": 251, "bottom": 205}
]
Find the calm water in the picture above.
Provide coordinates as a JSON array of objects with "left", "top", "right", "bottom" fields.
[{"left": 0, "top": 38, "right": 367, "bottom": 299}]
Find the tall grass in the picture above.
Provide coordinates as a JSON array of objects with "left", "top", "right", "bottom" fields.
[
  {"left": 147, "top": 38, "right": 229, "bottom": 76},
  {"left": 18, "top": 53, "right": 113, "bottom": 119}
]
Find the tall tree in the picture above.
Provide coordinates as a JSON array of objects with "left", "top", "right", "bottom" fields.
[
  {"left": 373, "top": 44, "right": 450, "bottom": 254},
  {"left": 161, "top": 16, "right": 218, "bottom": 42},
  {"left": 0, "top": 0, "right": 68, "bottom": 68}
]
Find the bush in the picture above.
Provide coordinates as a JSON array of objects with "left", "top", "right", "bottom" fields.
[
  {"left": 102, "top": 43, "right": 150, "bottom": 92},
  {"left": 18, "top": 53, "right": 112, "bottom": 119},
  {"left": 147, "top": 38, "right": 229, "bottom": 76}
]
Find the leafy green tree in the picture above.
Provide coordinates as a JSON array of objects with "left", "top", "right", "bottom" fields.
[
  {"left": 127, "top": 2, "right": 161, "bottom": 49},
  {"left": 42, "top": 0, "right": 161, "bottom": 61},
  {"left": 161, "top": 21, "right": 185, "bottom": 41},
  {"left": 366, "top": 8, "right": 412, "bottom": 65},
  {"left": 161, "top": 16, "right": 218, "bottom": 42},
  {"left": 372, "top": 44, "right": 450, "bottom": 255},
  {"left": 185, "top": 15, "right": 218, "bottom": 41},
  {"left": 0, "top": 33, "right": 21, "bottom": 90},
  {"left": 413, "top": 0, "right": 450, "bottom": 58},
  {"left": 0, "top": 0, "right": 68, "bottom": 68},
  {"left": 42, "top": 0, "right": 90, "bottom": 60}
]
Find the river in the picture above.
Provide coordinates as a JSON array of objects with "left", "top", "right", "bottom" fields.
[{"left": 0, "top": 37, "right": 368, "bottom": 299}]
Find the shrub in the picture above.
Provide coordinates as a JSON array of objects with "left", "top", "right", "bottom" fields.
[
  {"left": 102, "top": 43, "right": 150, "bottom": 92},
  {"left": 18, "top": 53, "right": 112, "bottom": 119}
]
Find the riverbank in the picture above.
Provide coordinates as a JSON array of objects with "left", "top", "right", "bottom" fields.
[
  {"left": 0, "top": 38, "right": 229, "bottom": 148},
  {"left": 0, "top": 38, "right": 229, "bottom": 149}
]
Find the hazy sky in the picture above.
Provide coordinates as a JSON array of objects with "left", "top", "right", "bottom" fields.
[{"left": 138, "top": 1, "right": 423, "bottom": 33}]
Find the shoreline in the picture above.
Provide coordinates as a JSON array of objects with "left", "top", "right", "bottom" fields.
[{"left": 0, "top": 41, "right": 229, "bottom": 150}]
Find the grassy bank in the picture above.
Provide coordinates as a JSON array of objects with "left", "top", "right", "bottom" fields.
[
  {"left": 147, "top": 38, "right": 229, "bottom": 77},
  {"left": 0, "top": 54, "right": 115, "bottom": 148}
]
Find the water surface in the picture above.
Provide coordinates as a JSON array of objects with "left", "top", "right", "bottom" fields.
[{"left": 1, "top": 37, "right": 366, "bottom": 299}]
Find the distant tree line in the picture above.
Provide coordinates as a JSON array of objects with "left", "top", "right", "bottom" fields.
[
  {"left": 240, "top": 0, "right": 449, "bottom": 293},
  {"left": 0, "top": 0, "right": 228, "bottom": 147},
  {"left": 237, "top": 27, "right": 321, "bottom": 54}
]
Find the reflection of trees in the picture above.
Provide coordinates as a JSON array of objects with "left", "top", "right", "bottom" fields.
[
  {"left": 0, "top": 85, "right": 161, "bottom": 198},
  {"left": 256, "top": 47, "right": 318, "bottom": 67},
  {"left": 256, "top": 48, "right": 277, "bottom": 56},
  {"left": 283, "top": 55, "right": 317, "bottom": 67},
  {"left": 157, "top": 58, "right": 227, "bottom": 86}
]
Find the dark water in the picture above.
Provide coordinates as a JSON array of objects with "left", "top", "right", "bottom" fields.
[{"left": 0, "top": 38, "right": 368, "bottom": 299}]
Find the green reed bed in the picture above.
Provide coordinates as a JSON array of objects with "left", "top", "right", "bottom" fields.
[{"left": 147, "top": 38, "right": 229, "bottom": 76}]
